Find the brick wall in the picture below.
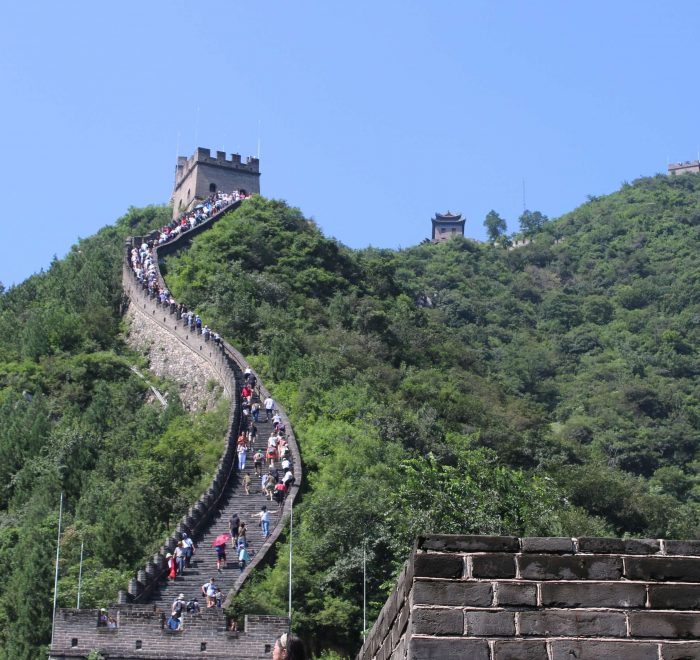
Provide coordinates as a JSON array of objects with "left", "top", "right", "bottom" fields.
[
  {"left": 357, "top": 535, "right": 700, "bottom": 660},
  {"left": 50, "top": 607, "right": 287, "bottom": 659}
]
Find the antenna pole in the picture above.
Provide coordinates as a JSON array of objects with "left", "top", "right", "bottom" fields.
[
  {"left": 51, "top": 492, "right": 64, "bottom": 648},
  {"left": 257, "top": 120, "right": 261, "bottom": 160},
  {"left": 194, "top": 106, "right": 200, "bottom": 146}
]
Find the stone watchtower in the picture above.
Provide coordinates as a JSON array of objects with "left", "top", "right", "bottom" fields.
[
  {"left": 431, "top": 211, "right": 465, "bottom": 242},
  {"left": 668, "top": 160, "right": 700, "bottom": 176},
  {"left": 171, "top": 147, "right": 260, "bottom": 218}
]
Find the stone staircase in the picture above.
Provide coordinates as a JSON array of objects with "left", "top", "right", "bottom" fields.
[{"left": 146, "top": 396, "right": 286, "bottom": 612}]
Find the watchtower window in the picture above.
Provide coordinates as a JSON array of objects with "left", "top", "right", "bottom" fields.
[
  {"left": 187, "top": 189, "right": 191, "bottom": 199},
  {"left": 209, "top": 183, "right": 217, "bottom": 193}
]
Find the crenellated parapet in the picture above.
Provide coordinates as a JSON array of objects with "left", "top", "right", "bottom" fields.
[{"left": 50, "top": 607, "right": 288, "bottom": 659}]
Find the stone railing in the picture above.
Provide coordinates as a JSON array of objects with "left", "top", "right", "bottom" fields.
[
  {"left": 358, "top": 534, "right": 700, "bottom": 660},
  {"left": 119, "top": 196, "right": 302, "bottom": 604}
]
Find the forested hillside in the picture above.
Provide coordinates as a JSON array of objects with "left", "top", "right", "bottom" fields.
[
  {"left": 161, "top": 175, "right": 700, "bottom": 656},
  {"left": 0, "top": 207, "right": 228, "bottom": 659},
  {"left": 2, "top": 173, "right": 700, "bottom": 658}
]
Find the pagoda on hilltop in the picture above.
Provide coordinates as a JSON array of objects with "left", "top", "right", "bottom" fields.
[{"left": 431, "top": 211, "right": 465, "bottom": 242}]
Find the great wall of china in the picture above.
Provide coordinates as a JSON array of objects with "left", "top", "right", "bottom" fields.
[{"left": 50, "top": 197, "right": 300, "bottom": 659}]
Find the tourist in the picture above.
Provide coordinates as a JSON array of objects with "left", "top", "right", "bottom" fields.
[
  {"left": 273, "top": 632, "right": 306, "bottom": 660},
  {"left": 171, "top": 593, "right": 186, "bottom": 619},
  {"left": 264, "top": 396, "right": 276, "bottom": 421},
  {"left": 181, "top": 533, "right": 195, "bottom": 568},
  {"left": 229, "top": 512, "right": 240, "bottom": 548},
  {"left": 238, "top": 543, "right": 251, "bottom": 573},
  {"left": 255, "top": 505, "right": 271, "bottom": 538},
  {"left": 215, "top": 542, "right": 227, "bottom": 573},
  {"left": 253, "top": 448, "right": 264, "bottom": 476},
  {"left": 201, "top": 577, "right": 217, "bottom": 608}
]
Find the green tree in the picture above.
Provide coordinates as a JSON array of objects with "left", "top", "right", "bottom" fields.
[
  {"left": 484, "top": 210, "right": 507, "bottom": 242},
  {"left": 518, "top": 209, "right": 548, "bottom": 237}
]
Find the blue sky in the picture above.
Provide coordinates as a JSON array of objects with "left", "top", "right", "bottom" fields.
[{"left": 2, "top": 1, "right": 699, "bottom": 286}]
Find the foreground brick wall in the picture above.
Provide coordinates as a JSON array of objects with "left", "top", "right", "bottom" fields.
[
  {"left": 357, "top": 535, "right": 700, "bottom": 660},
  {"left": 50, "top": 607, "right": 287, "bottom": 659}
]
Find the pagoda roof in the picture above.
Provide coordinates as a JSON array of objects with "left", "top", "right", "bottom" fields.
[{"left": 432, "top": 211, "right": 464, "bottom": 223}]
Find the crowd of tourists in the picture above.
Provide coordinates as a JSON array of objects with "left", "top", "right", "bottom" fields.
[
  {"left": 157, "top": 189, "right": 249, "bottom": 246},
  {"left": 127, "top": 189, "right": 257, "bottom": 349}
]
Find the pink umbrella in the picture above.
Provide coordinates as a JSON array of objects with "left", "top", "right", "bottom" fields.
[{"left": 211, "top": 533, "right": 231, "bottom": 547}]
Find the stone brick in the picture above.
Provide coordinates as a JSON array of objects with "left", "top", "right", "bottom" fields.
[
  {"left": 625, "top": 556, "right": 700, "bottom": 582},
  {"left": 519, "top": 610, "right": 627, "bottom": 637},
  {"left": 549, "top": 640, "right": 659, "bottom": 660},
  {"left": 649, "top": 584, "right": 700, "bottom": 610},
  {"left": 495, "top": 582, "right": 537, "bottom": 607},
  {"left": 472, "top": 553, "right": 516, "bottom": 578},
  {"left": 660, "top": 641, "right": 700, "bottom": 659},
  {"left": 413, "top": 579, "right": 492, "bottom": 607},
  {"left": 519, "top": 554, "right": 623, "bottom": 580},
  {"left": 412, "top": 608, "right": 464, "bottom": 636},
  {"left": 464, "top": 610, "right": 515, "bottom": 636},
  {"left": 407, "top": 637, "right": 489, "bottom": 660},
  {"left": 492, "top": 639, "right": 548, "bottom": 660},
  {"left": 540, "top": 581, "right": 646, "bottom": 608},
  {"left": 629, "top": 612, "right": 700, "bottom": 639},
  {"left": 414, "top": 554, "right": 464, "bottom": 579},
  {"left": 419, "top": 535, "right": 520, "bottom": 553},
  {"left": 521, "top": 537, "right": 574, "bottom": 554},
  {"left": 666, "top": 540, "right": 700, "bottom": 557},
  {"left": 577, "top": 536, "right": 660, "bottom": 555}
]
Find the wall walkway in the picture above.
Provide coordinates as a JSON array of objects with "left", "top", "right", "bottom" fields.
[{"left": 50, "top": 198, "right": 301, "bottom": 659}]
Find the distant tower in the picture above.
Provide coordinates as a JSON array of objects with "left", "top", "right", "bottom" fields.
[
  {"left": 668, "top": 160, "right": 700, "bottom": 176},
  {"left": 171, "top": 147, "right": 260, "bottom": 218},
  {"left": 431, "top": 211, "right": 465, "bottom": 242}
]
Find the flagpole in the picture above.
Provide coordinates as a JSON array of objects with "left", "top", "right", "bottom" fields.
[
  {"left": 288, "top": 506, "right": 293, "bottom": 622},
  {"left": 51, "top": 492, "right": 64, "bottom": 648},
  {"left": 77, "top": 541, "right": 84, "bottom": 609},
  {"left": 363, "top": 543, "right": 367, "bottom": 641}
]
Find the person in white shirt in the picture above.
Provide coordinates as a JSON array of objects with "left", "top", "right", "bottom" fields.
[{"left": 264, "top": 397, "right": 276, "bottom": 421}]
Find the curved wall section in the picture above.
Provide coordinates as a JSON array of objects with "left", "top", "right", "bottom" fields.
[{"left": 51, "top": 198, "right": 301, "bottom": 659}]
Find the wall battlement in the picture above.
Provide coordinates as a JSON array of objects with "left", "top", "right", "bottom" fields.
[
  {"left": 50, "top": 607, "right": 287, "bottom": 659},
  {"left": 358, "top": 534, "right": 700, "bottom": 660},
  {"left": 174, "top": 148, "right": 260, "bottom": 187}
]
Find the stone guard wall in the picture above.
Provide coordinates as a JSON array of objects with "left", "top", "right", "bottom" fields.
[
  {"left": 358, "top": 534, "right": 700, "bottom": 660},
  {"left": 51, "top": 608, "right": 287, "bottom": 659}
]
